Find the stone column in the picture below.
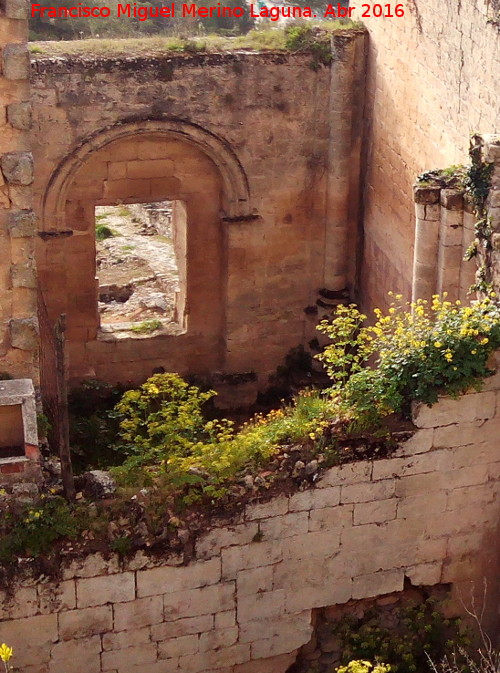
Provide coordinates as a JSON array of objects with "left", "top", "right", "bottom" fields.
[
  {"left": 412, "top": 186, "right": 440, "bottom": 303},
  {"left": 483, "top": 136, "right": 500, "bottom": 293},
  {"left": 0, "top": 0, "right": 39, "bottom": 382},
  {"left": 436, "top": 190, "right": 464, "bottom": 301},
  {"left": 324, "top": 32, "right": 365, "bottom": 293}
]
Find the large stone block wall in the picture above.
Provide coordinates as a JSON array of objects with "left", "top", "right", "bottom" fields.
[
  {"left": 29, "top": 36, "right": 366, "bottom": 389},
  {"left": 1, "top": 381, "right": 500, "bottom": 673},
  {"left": 352, "top": 0, "right": 500, "bottom": 311},
  {"left": 0, "top": 2, "right": 39, "bottom": 381}
]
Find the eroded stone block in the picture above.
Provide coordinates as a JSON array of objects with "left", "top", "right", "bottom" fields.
[
  {"left": 7, "top": 209, "right": 36, "bottom": 237},
  {"left": 1, "top": 151, "right": 34, "bottom": 185},
  {"left": 7, "top": 101, "right": 32, "bottom": 130},
  {"left": 2, "top": 44, "right": 30, "bottom": 80}
]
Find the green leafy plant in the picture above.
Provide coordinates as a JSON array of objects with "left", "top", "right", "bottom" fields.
[
  {"left": 0, "top": 497, "right": 84, "bottom": 562},
  {"left": 130, "top": 319, "right": 163, "bottom": 334},
  {"left": 330, "top": 598, "right": 470, "bottom": 673},
  {"left": 317, "top": 293, "right": 500, "bottom": 427},
  {"left": 95, "top": 224, "right": 115, "bottom": 241},
  {"left": 284, "top": 25, "right": 333, "bottom": 69}
]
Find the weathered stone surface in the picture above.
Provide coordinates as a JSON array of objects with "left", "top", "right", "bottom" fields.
[
  {"left": 7, "top": 101, "right": 32, "bottom": 129},
  {"left": 5, "top": 0, "right": 29, "bottom": 19},
  {"left": 59, "top": 605, "right": 112, "bottom": 640},
  {"left": 7, "top": 209, "right": 36, "bottom": 237},
  {"left": 76, "top": 572, "right": 135, "bottom": 607},
  {"left": 9, "top": 318, "right": 39, "bottom": 350},
  {"left": 1, "top": 151, "right": 34, "bottom": 185},
  {"left": 11, "top": 260, "right": 37, "bottom": 288},
  {"left": 2, "top": 44, "right": 30, "bottom": 80}
]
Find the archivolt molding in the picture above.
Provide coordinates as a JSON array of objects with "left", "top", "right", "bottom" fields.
[{"left": 41, "top": 119, "right": 252, "bottom": 231}]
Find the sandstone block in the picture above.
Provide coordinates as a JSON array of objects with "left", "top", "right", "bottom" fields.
[
  {"left": 163, "top": 582, "right": 235, "bottom": 621},
  {"left": 237, "top": 589, "right": 285, "bottom": 623},
  {"left": 245, "top": 496, "right": 288, "bottom": 520},
  {"left": 288, "top": 485, "right": 340, "bottom": 512},
  {"left": 395, "top": 472, "right": 445, "bottom": 498},
  {"left": 8, "top": 209, "right": 36, "bottom": 237},
  {"left": 236, "top": 565, "right": 273, "bottom": 597},
  {"left": 38, "top": 580, "right": 76, "bottom": 614},
  {"left": 178, "top": 644, "right": 250, "bottom": 672},
  {"left": 282, "top": 529, "right": 341, "bottom": 560},
  {"left": 11, "top": 261, "right": 37, "bottom": 288},
  {"left": 1, "top": 152, "right": 34, "bottom": 185},
  {"left": 239, "top": 610, "right": 311, "bottom": 646},
  {"left": 285, "top": 576, "right": 352, "bottom": 613},
  {"left": 151, "top": 615, "right": 213, "bottom": 641},
  {"left": 0, "top": 613, "right": 58, "bottom": 648},
  {"left": 2, "top": 44, "right": 30, "bottom": 80},
  {"left": 114, "top": 595, "right": 163, "bottom": 631},
  {"left": 353, "top": 498, "right": 397, "bottom": 525},
  {"left": 49, "top": 635, "right": 101, "bottom": 673},
  {"left": 412, "top": 392, "right": 496, "bottom": 428},
  {"left": 101, "top": 643, "right": 157, "bottom": 671},
  {"left": 233, "top": 653, "right": 298, "bottom": 673},
  {"left": 158, "top": 634, "right": 200, "bottom": 659},
  {"left": 259, "top": 511, "right": 308, "bottom": 540},
  {"left": 221, "top": 541, "right": 282, "bottom": 579},
  {"left": 405, "top": 562, "right": 442, "bottom": 586},
  {"left": 59, "top": 605, "right": 112, "bottom": 640},
  {"left": 352, "top": 569, "right": 404, "bottom": 599},
  {"left": 0, "top": 585, "right": 38, "bottom": 620},
  {"left": 195, "top": 524, "right": 257, "bottom": 560},
  {"left": 198, "top": 626, "right": 238, "bottom": 652},
  {"left": 317, "top": 462, "right": 372, "bottom": 488},
  {"left": 308, "top": 504, "right": 353, "bottom": 532},
  {"left": 214, "top": 610, "right": 236, "bottom": 629},
  {"left": 102, "top": 626, "right": 151, "bottom": 651},
  {"left": 5, "top": 0, "right": 29, "bottom": 19},
  {"left": 440, "top": 189, "right": 464, "bottom": 210},
  {"left": 7, "top": 101, "right": 32, "bottom": 130},
  {"left": 118, "top": 661, "right": 179, "bottom": 673},
  {"left": 340, "top": 478, "right": 395, "bottom": 504},
  {"left": 76, "top": 572, "right": 135, "bottom": 607},
  {"left": 137, "top": 558, "right": 221, "bottom": 598},
  {"left": 413, "top": 186, "right": 441, "bottom": 204}
]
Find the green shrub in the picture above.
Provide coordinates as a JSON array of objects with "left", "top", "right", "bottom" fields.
[
  {"left": 95, "top": 224, "right": 115, "bottom": 241},
  {"left": 329, "top": 598, "right": 470, "bottom": 673},
  {"left": 0, "top": 497, "right": 83, "bottom": 562},
  {"left": 284, "top": 25, "right": 333, "bottom": 69},
  {"left": 111, "top": 373, "right": 334, "bottom": 490},
  {"left": 317, "top": 294, "right": 500, "bottom": 428},
  {"left": 130, "top": 320, "right": 163, "bottom": 334}
]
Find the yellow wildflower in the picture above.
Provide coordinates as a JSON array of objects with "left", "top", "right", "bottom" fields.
[
  {"left": 0, "top": 645, "right": 13, "bottom": 663},
  {"left": 434, "top": 341, "right": 442, "bottom": 348}
]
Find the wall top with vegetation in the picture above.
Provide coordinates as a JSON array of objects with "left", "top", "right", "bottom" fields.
[{"left": 1, "top": 373, "right": 500, "bottom": 673}]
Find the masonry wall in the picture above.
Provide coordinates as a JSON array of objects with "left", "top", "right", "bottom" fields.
[
  {"left": 2, "top": 379, "right": 500, "bottom": 673},
  {"left": 352, "top": 0, "right": 500, "bottom": 311},
  {"left": 0, "top": 1, "right": 39, "bottom": 381},
  {"left": 29, "top": 36, "right": 365, "bottom": 391}
]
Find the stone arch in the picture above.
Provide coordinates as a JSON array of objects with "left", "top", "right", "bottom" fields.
[
  {"left": 36, "top": 119, "right": 251, "bottom": 384},
  {"left": 40, "top": 118, "right": 251, "bottom": 232}
]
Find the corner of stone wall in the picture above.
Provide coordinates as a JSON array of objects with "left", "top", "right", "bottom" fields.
[{"left": 0, "top": 0, "right": 39, "bottom": 383}]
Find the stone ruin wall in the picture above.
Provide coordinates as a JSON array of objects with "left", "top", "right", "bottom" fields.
[
  {"left": 29, "top": 36, "right": 366, "bottom": 392},
  {"left": 352, "top": 0, "right": 500, "bottom": 311},
  {"left": 1, "top": 378, "right": 500, "bottom": 673},
  {"left": 0, "top": 0, "right": 39, "bottom": 382}
]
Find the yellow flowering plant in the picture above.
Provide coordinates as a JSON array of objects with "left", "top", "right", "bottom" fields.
[
  {"left": 317, "top": 293, "right": 500, "bottom": 428},
  {"left": 336, "top": 661, "right": 391, "bottom": 673},
  {"left": 0, "top": 644, "right": 13, "bottom": 673}
]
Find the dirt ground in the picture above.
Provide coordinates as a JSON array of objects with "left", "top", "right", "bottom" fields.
[{"left": 95, "top": 204, "right": 179, "bottom": 330}]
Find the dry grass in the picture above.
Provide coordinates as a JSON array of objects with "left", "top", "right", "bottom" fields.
[{"left": 29, "top": 21, "right": 362, "bottom": 57}]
